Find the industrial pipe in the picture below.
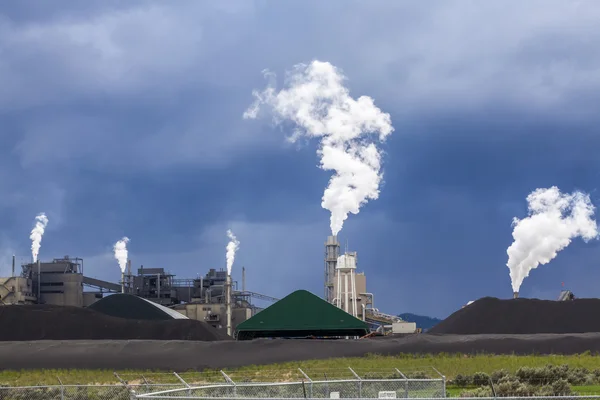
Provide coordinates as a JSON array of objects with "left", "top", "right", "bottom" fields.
[
  {"left": 513, "top": 291, "right": 519, "bottom": 299},
  {"left": 11, "top": 255, "right": 15, "bottom": 277},
  {"left": 225, "top": 275, "right": 232, "bottom": 337},
  {"left": 360, "top": 292, "right": 374, "bottom": 309},
  {"left": 121, "top": 271, "right": 125, "bottom": 294}
]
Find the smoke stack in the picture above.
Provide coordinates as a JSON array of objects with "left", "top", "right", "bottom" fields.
[
  {"left": 242, "top": 267, "right": 246, "bottom": 292},
  {"left": 121, "top": 271, "right": 125, "bottom": 294},
  {"left": 37, "top": 259, "right": 41, "bottom": 302},
  {"left": 12, "top": 255, "right": 15, "bottom": 277},
  {"left": 513, "top": 291, "right": 519, "bottom": 299},
  {"left": 127, "top": 259, "right": 132, "bottom": 293},
  {"left": 225, "top": 274, "right": 232, "bottom": 337}
]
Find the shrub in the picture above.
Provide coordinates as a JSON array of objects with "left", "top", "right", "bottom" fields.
[
  {"left": 460, "top": 387, "right": 492, "bottom": 398},
  {"left": 452, "top": 374, "right": 471, "bottom": 387},
  {"left": 566, "top": 367, "right": 589, "bottom": 385},
  {"left": 490, "top": 369, "right": 509, "bottom": 384},
  {"left": 516, "top": 365, "right": 569, "bottom": 385},
  {"left": 406, "top": 371, "right": 429, "bottom": 379},
  {"left": 495, "top": 376, "right": 536, "bottom": 397},
  {"left": 472, "top": 372, "right": 490, "bottom": 387},
  {"left": 551, "top": 378, "right": 572, "bottom": 396}
]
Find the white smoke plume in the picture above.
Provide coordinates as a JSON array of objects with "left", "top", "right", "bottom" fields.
[
  {"left": 226, "top": 229, "right": 240, "bottom": 276},
  {"left": 30, "top": 213, "right": 49, "bottom": 263},
  {"left": 506, "top": 186, "right": 598, "bottom": 293},
  {"left": 243, "top": 60, "right": 394, "bottom": 236},
  {"left": 113, "top": 237, "right": 130, "bottom": 273}
]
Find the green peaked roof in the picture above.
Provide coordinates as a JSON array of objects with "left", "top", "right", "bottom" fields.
[{"left": 235, "top": 290, "right": 369, "bottom": 340}]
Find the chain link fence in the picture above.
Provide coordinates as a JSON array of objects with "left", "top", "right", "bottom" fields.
[
  {"left": 0, "top": 367, "right": 446, "bottom": 399},
  {"left": 131, "top": 367, "right": 446, "bottom": 399}
]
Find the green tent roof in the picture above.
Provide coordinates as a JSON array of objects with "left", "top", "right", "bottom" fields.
[{"left": 235, "top": 290, "right": 369, "bottom": 340}]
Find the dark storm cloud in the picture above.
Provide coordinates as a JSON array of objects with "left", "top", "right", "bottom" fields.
[{"left": 0, "top": 0, "right": 599, "bottom": 316}]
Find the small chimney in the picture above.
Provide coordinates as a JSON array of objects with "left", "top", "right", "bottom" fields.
[{"left": 513, "top": 291, "right": 519, "bottom": 299}]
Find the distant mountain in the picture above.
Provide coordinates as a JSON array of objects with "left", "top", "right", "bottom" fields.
[{"left": 398, "top": 313, "right": 442, "bottom": 331}]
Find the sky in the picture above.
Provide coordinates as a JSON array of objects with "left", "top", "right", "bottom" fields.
[{"left": 1, "top": 0, "right": 600, "bottom": 319}]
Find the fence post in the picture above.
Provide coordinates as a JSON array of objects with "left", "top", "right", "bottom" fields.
[
  {"left": 348, "top": 367, "right": 362, "bottom": 398},
  {"left": 431, "top": 367, "right": 446, "bottom": 398},
  {"left": 298, "top": 368, "right": 313, "bottom": 398},
  {"left": 173, "top": 372, "right": 191, "bottom": 397},
  {"left": 221, "top": 370, "right": 236, "bottom": 397},
  {"left": 395, "top": 368, "right": 408, "bottom": 398},
  {"left": 56, "top": 376, "right": 64, "bottom": 400}
]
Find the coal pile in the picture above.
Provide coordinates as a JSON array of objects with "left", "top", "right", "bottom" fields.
[
  {"left": 430, "top": 297, "right": 600, "bottom": 335},
  {"left": 88, "top": 294, "right": 187, "bottom": 320},
  {"left": 0, "top": 304, "right": 231, "bottom": 341}
]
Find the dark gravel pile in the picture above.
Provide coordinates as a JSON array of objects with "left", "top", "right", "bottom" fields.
[
  {"left": 430, "top": 297, "right": 600, "bottom": 334},
  {"left": 0, "top": 304, "right": 231, "bottom": 341},
  {"left": 3, "top": 333, "right": 600, "bottom": 370},
  {"left": 87, "top": 294, "right": 183, "bottom": 320}
]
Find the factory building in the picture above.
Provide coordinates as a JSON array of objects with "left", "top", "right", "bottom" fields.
[
  {"left": 324, "top": 236, "right": 414, "bottom": 335},
  {"left": 0, "top": 257, "right": 273, "bottom": 334},
  {"left": 235, "top": 290, "right": 369, "bottom": 340}
]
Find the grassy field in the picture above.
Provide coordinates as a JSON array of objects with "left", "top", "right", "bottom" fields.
[{"left": 2, "top": 353, "right": 600, "bottom": 387}]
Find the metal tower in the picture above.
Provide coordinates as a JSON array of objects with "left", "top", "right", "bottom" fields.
[{"left": 324, "top": 235, "right": 340, "bottom": 303}]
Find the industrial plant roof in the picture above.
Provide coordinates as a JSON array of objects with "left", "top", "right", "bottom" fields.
[
  {"left": 87, "top": 294, "right": 188, "bottom": 320},
  {"left": 235, "top": 290, "right": 369, "bottom": 340}
]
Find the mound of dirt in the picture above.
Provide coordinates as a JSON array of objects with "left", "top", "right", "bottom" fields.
[
  {"left": 430, "top": 297, "right": 600, "bottom": 334},
  {"left": 0, "top": 304, "right": 231, "bottom": 341}
]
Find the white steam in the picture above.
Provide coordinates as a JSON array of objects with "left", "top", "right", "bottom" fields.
[
  {"left": 113, "top": 237, "right": 130, "bottom": 273},
  {"left": 506, "top": 186, "right": 598, "bottom": 292},
  {"left": 243, "top": 60, "right": 394, "bottom": 236},
  {"left": 226, "top": 229, "right": 239, "bottom": 276},
  {"left": 30, "top": 213, "right": 49, "bottom": 263}
]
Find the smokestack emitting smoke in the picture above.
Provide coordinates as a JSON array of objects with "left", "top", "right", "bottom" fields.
[
  {"left": 243, "top": 61, "right": 394, "bottom": 236},
  {"left": 506, "top": 186, "right": 598, "bottom": 293},
  {"left": 226, "top": 229, "right": 240, "bottom": 276},
  {"left": 113, "top": 237, "right": 130, "bottom": 273},
  {"left": 30, "top": 213, "right": 49, "bottom": 263},
  {"left": 225, "top": 230, "right": 238, "bottom": 338}
]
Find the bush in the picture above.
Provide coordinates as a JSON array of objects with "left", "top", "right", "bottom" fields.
[
  {"left": 490, "top": 369, "right": 509, "bottom": 384},
  {"left": 566, "top": 367, "right": 589, "bottom": 385},
  {"left": 551, "top": 378, "right": 572, "bottom": 396},
  {"left": 495, "top": 377, "right": 536, "bottom": 397},
  {"left": 515, "top": 364, "right": 570, "bottom": 385},
  {"left": 460, "top": 387, "right": 492, "bottom": 398},
  {"left": 472, "top": 372, "right": 490, "bottom": 387},
  {"left": 452, "top": 374, "right": 471, "bottom": 387},
  {"left": 406, "top": 371, "right": 429, "bottom": 379}
]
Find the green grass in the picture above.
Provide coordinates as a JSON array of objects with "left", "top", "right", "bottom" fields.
[{"left": 2, "top": 353, "right": 600, "bottom": 387}]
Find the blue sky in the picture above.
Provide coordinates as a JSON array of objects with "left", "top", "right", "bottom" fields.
[{"left": 1, "top": 0, "right": 599, "bottom": 318}]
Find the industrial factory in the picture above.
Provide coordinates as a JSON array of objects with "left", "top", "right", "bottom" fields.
[{"left": 0, "top": 235, "right": 416, "bottom": 338}]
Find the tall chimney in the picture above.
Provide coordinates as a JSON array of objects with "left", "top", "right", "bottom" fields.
[
  {"left": 37, "top": 259, "right": 41, "bottom": 302},
  {"left": 242, "top": 267, "right": 246, "bottom": 292},
  {"left": 513, "top": 291, "right": 519, "bottom": 299},
  {"left": 127, "top": 259, "right": 132, "bottom": 293},
  {"left": 12, "top": 255, "right": 15, "bottom": 277},
  {"left": 121, "top": 271, "right": 125, "bottom": 294},
  {"left": 225, "top": 274, "right": 232, "bottom": 337},
  {"left": 325, "top": 235, "right": 340, "bottom": 303}
]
